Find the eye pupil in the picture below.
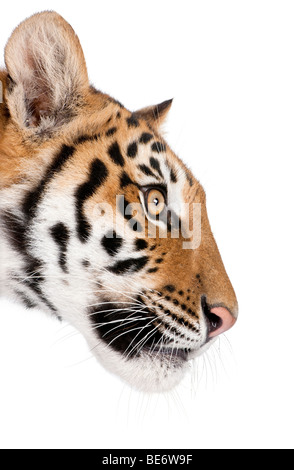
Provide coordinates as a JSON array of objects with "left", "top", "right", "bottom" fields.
[{"left": 153, "top": 198, "right": 159, "bottom": 206}]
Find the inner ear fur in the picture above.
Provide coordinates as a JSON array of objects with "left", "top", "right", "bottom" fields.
[{"left": 4, "top": 11, "right": 89, "bottom": 134}]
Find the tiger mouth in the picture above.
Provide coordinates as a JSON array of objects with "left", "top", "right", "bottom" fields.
[{"left": 89, "top": 301, "right": 193, "bottom": 362}]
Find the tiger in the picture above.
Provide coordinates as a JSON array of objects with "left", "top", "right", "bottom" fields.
[{"left": 0, "top": 11, "right": 238, "bottom": 392}]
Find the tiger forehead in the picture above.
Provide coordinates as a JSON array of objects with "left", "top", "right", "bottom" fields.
[{"left": 68, "top": 104, "right": 199, "bottom": 200}]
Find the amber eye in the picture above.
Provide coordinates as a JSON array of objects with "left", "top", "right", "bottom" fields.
[{"left": 146, "top": 188, "right": 166, "bottom": 216}]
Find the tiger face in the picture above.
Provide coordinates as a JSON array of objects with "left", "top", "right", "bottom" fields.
[{"left": 0, "top": 12, "right": 238, "bottom": 392}]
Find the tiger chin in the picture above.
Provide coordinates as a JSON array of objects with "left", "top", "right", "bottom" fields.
[{"left": 0, "top": 11, "right": 238, "bottom": 393}]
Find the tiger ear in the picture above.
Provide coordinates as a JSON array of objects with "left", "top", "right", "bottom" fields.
[
  {"left": 4, "top": 11, "right": 89, "bottom": 135},
  {"left": 135, "top": 99, "right": 173, "bottom": 130}
]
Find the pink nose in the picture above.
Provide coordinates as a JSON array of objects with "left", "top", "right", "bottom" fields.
[{"left": 207, "top": 306, "right": 237, "bottom": 338}]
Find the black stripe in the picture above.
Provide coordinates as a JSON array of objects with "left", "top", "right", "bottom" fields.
[
  {"left": 149, "top": 157, "right": 164, "bottom": 178},
  {"left": 127, "top": 114, "right": 140, "bottom": 128},
  {"left": 106, "top": 127, "right": 117, "bottom": 137},
  {"left": 135, "top": 239, "right": 148, "bottom": 251},
  {"left": 14, "top": 290, "right": 37, "bottom": 309},
  {"left": 101, "top": 231, "right": 123, "bottom": 257},
  {"left": 1, "top": 211, "right": 59, "bottom": 316},
  {"left": 108, "top": 141, "right": 125, "bottom": 166},
  {"left": 138, "top": 164, "right": 159, "bottom": 179},
  {"left": 22, "top": 145, "right": 75, "bottom": 220},
  {"left": 165, "top": 160, "right": 178, "bottom": 183},
  {"left": 127, "top": 141, "right": 138, "bottom": 158},
  {"left": 151, "top": 142, "right": 166, "bottom": 153},
  {"left": 129, "top": 220, "right": 143, "bottom": 233},
  {"left": 74, "top": 134, "right": 101, "bottom": 145},
  {"left": 50, "top": 223, "right": 70, "bottom": 273},
  {"left": 166, "top": 208, "right": 181, "bottom": 233},
  {"left": 186, "top": 171, "right": 194, "bottom": 187},
  {"left": 170, "top": 167, "right": 177, "bottom": 183},
  {"left": 148, "top": 267, "right": 158, "bottom": 273},
  {"left": 1, "top": 211, "right": 27, "bottom": 254},
  {"left": 139, "top": 132, "right": 153, "bottom": 144},
  {"left": 22, "top": 259, "right": 59, "bottom": 315},
  {"left": 164, "top": 285, "right": 176, "bottom": 293},
  {"left": 120, "top": 171, "right": 135, "bottom": 189},
  {"left": 117, "top": 196, "right": 143, "bottom": 232},
  {"left": 108, "top": 256, "right": 149, "bottom": 275},
  {"left": 75, "top": 159, "right": 108, "bottom": 242}
]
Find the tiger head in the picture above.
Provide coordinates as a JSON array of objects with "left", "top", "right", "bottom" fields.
[{"left": 0, "top": 12, "right": 238, "bottom": 392}]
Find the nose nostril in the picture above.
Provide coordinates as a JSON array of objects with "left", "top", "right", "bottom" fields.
[
  {"left": 201, "top": 295, "right": 237, "bottom": 338},
  {"left": 201, "top": 296, "right": 223, "bottom": 335},
  {"left": 205, "top": 311, "right": 223, "bottom": 335}
]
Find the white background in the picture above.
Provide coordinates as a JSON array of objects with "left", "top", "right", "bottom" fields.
[{"left": 0, "top": 0, "right": 293, "bottom": 449}]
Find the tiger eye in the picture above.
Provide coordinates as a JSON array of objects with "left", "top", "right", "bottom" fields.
[{"left": 147, "top": 189, "right": 166, "bottom": 216}]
